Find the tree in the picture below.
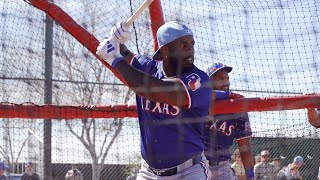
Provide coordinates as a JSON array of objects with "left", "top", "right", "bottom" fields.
[
  {"left": 0, "top": 119, "right": 31, "bottom": 175},
  {"left": 53, "top": 19, "right": 135, "bottom": 178}
]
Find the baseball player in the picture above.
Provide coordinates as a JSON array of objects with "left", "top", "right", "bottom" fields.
[
  {"left": 96, "top": 21, "right": 230, "bottom": 179},
  {"left": 65, "top": 167, "right": 83, "bottom": 180},
  {"left": 0, "top": 161, "right": 8, "bottom": 180},
  {"left": 21, "top": 162, "right": 40, "bottom": 180},
  {"left": 254, "top": 150, "right": 277, "bottom": 180},
  {"left": 204, "top": 62, "right": 255, "bottom": 180}
]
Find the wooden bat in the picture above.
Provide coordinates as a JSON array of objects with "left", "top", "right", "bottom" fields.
[{"left": 126, "top": 0, "right": 155, "bottom": 27}]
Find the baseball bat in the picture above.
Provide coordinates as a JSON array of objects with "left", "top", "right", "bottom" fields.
[{"left": 126, "top": 0, "right": 155, "bottom": 27}]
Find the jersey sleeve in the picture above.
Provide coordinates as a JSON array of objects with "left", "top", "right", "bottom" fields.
[
  {"left": 235, "top": 112, "right": 253, "bottom": 139},
  {"left": 130, "top": 54, "right": 156, "bottom": 73},
  {"left": 178, "top": 71, "right": 212, "bottom": 109}
]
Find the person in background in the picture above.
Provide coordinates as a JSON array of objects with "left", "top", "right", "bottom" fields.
[
  {"left": 65, "top": 166, "right": 83, "bottom": 180},
  {"left": 254, "top": 150, "right": 277, "bottom": 180},
  {"left": 292, "top": 156, "right": 304, "bottom": 169},
  {"left": 231, "top": 149, "right": 246, "bottom": 180},
  {"left": 21, "top": 161, "right": 40, "bottom": 180},
  {"left": 277, "top": 156, "right": 304, "bottom": 180},
  {"left": 277, "top": 163, "right": 302, "bottom": 180},
  {"left": 271, "top": 158, "right": 282, "bottom": 173},
  {"left": 255, "top": 154, "right": 261, "bottom": 165},
  {"left": 0, "top": 161, "right": 8, "bottom": 180},
  {"left": 204, "top": 61, "right": 254, "bottom": 180}
]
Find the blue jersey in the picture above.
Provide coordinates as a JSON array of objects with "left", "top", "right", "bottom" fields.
[
  {"left": 204, "top": 110, "right": 252, "bottom": 164},
  {"left": 131, "top": 55, "right": 212, "bottom": 169}
]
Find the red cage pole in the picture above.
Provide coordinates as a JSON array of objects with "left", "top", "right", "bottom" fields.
[
  {"left": 1, "top": 95, "right": 320, "bottom": 119},
  {"left": 212, "top": 94, "right": 320, "bottom": 114},
  {"left": 0, "top": 104, "right": 137, "bottom": 119},
  {"left": 148, "top": 0, "right": 165, "bottom": 51},
  {"left": 24, "top": 0, "right": 127, "bottom": 85}
]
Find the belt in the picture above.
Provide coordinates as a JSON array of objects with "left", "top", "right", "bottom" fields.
[
  {"left": 209, "top": 160, "right": 229, "bottom": 166},
  {"left": 148, "top": 153, "right": 203, "bottom": 177}
]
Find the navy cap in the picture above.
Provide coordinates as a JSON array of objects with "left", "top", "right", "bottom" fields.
[
  {"left": 25, "top": 161, "right": 33, "bottom": 168},
  {"left": 261, "top": 150, "right": 271, "bottom": 156},
  {"left": 293, "top": 156, "right": 304, "bottom": 166},
  {"left": 0, "top": 161, "right": 9, "bottom": 170},
  {"left": 206, "top": 61, "right": 232, "bottom": 77},
  {"left": 153, "top": 21, "right": 193, "bottom": 60}
]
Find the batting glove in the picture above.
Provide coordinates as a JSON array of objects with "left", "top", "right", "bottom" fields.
[
  {"left": 96, "top": 37, "right": 124, "bottom": 68},
  {"left": 215, "top": 90, "right": 230, "bottom": 100},
  {"left": 110, "top": 22, "right": 132, "bottom": 44}
]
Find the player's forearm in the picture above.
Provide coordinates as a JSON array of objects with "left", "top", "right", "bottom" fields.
[
  {"left": 238, "top": 138, "right": 254, "bottom": 168},
  {"left": 209, "top": 90, "right": 232, "bottom": 114},
  {"left": 238, "top": 175, "right": 247, "bottom": 180},
  {"left": 307, "top": 108, "right": 320, "bottom": 127},
  {"left": 238, "top": 138, "right": 254, "bottom": 179},
  {"left": 120, "top": 44, "right": 134, "bottom": 63},
  {"left": 115, "top": 60, "right": 163, "bottom": 92},
  {"left": 114, "top": 60, "right": 187, "bottom": 106},
  {"left": 240, "top": 151, "right": 254, "bottom": 168},
  {"left": 307, "top": 108, "right": 319, "bottom": 121}
]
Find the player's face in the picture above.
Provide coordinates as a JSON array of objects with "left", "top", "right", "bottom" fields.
[
  {"left": 163, "top": 35, "right": 195, "bottom": 73},
  {"left": 273, "top": 160, "right": 280, "bottom": 166},
  {"left": 260, "top": 154, "right": 270, "bottom": 162},
  {"left": 291, "top": 167, "right": 299, "bottom": 174},
  {"left": 235, "top": 153, "right": 241, "bottom": 162},
  {"left": 26, "top": 166, "right": 33, "bottom": 171},
  {"left": 211, "top": 69, "right": 230, "bottom": 90}
]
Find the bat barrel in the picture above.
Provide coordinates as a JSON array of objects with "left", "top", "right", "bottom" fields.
[{"left": 126, "top": 0, "right": 154, "bottom": 27}]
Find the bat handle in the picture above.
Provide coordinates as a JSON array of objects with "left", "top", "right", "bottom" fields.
[{"left": 125, "top": 0, "right": 154, "bottom": 28}]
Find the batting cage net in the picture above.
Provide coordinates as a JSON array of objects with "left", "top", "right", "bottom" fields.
[{"left": 1, "top": 0, "right": 320, "bottom": 179}]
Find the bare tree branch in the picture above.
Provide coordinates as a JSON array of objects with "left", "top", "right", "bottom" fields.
[{"left": 15, "top": 137, "right": 29, "bottom": 165}]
